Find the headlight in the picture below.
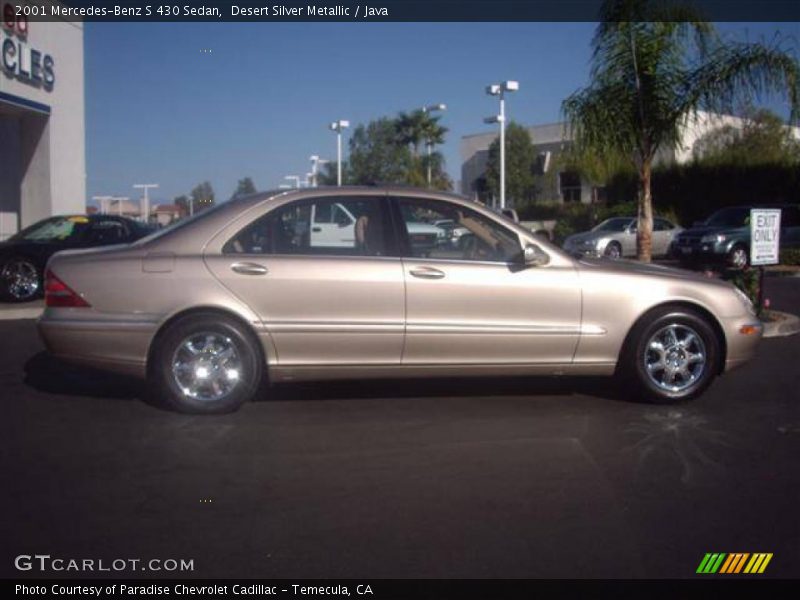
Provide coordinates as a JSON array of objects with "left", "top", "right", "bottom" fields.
[
  {"left": 701, "top": 234, "right": 726, "bottom": 243},
  {"left": 733, "top": 286, "right": 756, "bottom": 316}
]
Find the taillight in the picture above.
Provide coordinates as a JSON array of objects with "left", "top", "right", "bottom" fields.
[{"left": 45, "top": 269, "right": 90, "bottom": 308}]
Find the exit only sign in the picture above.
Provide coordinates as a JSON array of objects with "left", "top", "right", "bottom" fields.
[{"left": 750, "top": 208, "right": 781, "bottom": 266}]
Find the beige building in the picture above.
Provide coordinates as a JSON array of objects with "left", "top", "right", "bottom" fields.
[{"left": 460, "top": 111, "right": 799, "bottom": 206}]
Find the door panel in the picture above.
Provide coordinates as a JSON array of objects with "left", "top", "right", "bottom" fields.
[
  {"left": 206, "top": 195, "right": 404, "bottom": 366},
  {"left": 402, "top": 259, "right": 581, "bottom": 364},
  {"left": 206, "top": 256, "right": 404, "bottom": 365}
]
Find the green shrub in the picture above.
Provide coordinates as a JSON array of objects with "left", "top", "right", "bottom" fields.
[
  {"left": 723, "top": 267, "right": 763, "bottom": 316},
  {"left": 780, "top": 248, "right": 800, "bottom": 266}
]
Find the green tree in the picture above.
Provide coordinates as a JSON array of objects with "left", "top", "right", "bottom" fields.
[
  {"left": 348, "top": 118, "right": 413, "bottom": 185},
  {"left": 692, "top": 108, "right": 800, "bottom": 166},
  {"left": 191, "top": 181, "right": 215, "bottom": 213},
  {"left": 562, "top": 0, "right": 800, "bottom": 262},
  {"left": 232, "top": 177, "right": 257, "bottom": 199},
  {"left": 173, "top": 194, "right": 190, "bottom": 218},
  {"left": 485, "top": 122, "right": 537, "bottom": 206},
  {"left": 395, "top": 110, "right": 450, "bottom": 189}
]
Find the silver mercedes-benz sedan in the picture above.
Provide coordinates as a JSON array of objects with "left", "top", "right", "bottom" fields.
[
  {"left": 38, "top": 187, "right": 762, "bottom": 413},
  {"left": 563, "top": 216, "right": 683, "bottom": 259}
]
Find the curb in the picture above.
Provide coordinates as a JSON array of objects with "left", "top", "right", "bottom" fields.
[
  {"left": 763, "top": 310, "right": 800, "bottom": 338},
  {"left": 0, "top": 301, "right": 43, "bottom": 321}
]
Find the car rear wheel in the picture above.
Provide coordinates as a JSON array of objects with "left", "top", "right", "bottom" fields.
[
  {"left": 621, "top": 306, "right": 721, "bottom": 403},
  {"left": 150, "top": 313, "right": 263, "bottom": 414},
  {"left": 0, "top": 257, "right": 41, "bottom": 302},
  {"left": 728, "top": 245, "right": 749, "bottom": 270},
  {"left": 604, "top": 241, "right": 622, "bottom": 259}
]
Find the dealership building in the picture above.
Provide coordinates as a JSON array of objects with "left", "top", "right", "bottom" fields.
[{"left": 0, "top": 0, "right": 84, "bottom": 240}]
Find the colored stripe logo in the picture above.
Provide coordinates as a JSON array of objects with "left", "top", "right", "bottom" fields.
[{"left": 697, "top": 553, "right": 773, "bottom": 574}]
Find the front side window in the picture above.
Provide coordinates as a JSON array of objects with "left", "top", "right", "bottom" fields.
[
  {"left": 223, "top": 197, "right": 387, "bottom": 257},
  {"left": 396, "top": 197, "right": 521, "bottom": 263}
]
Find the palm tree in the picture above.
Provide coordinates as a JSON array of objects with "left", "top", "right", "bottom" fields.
[
  {"left": 562, "top": 0, "right": 799, "bottom": 262},
  {"left": 395, "top": 110, "right": 448, "bottom": 158}
]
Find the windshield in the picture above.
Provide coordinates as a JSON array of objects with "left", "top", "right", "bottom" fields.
[
  {"left": 10, "top": 216, "right": 89, "bottom": 242},
  {"left": 591, "top": 218, "right": 632, "bottom": 233},
  {"left": 705, "top": 207, "right": 751, "bottom": 228}
]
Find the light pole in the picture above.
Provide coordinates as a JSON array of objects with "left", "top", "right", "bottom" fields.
[
  {"left": 329, "top": 120, "right": 349, "bottom": 186},
  {"left": 485, "top": 81, "right": 518, "bottom": 210},
  {"left": 92, "top": 195, "right": 113, "bottom": 214},
  {"left": 421, "top": 103, "right": 446, "bottom": 188},
  {"left": 133, "top": 183, "right": 159, "bottom": 224},
  {"left": 112, "top": 196, "right": 129, "bottom": 217},
  {"left": 284, "top": 175, "right": 301, "bottom": 189},
  {"left": 309, "top": 155, "right": 330, "bottom": 188}
]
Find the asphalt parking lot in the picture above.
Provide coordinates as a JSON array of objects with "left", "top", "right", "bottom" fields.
[{"left": 1, "top": 277, "right": 799, "bottom": 579}]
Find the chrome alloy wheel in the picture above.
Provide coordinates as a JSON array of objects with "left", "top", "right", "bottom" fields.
[
  {"left": 643, "top": 323, "right": 706, "bottom": 393},
  {"left": 1, "top": 259, "right": 39, "bottom": 300},
  {"left": 730, "top": 246, "right": 748, "bottom": 269},
  {"left": 171, "top": 332, "right": 243, "bottom": 401}
]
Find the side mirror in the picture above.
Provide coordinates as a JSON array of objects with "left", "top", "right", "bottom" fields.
[{"left": 523, "top": 244, "right": 550, "bottom": 267}]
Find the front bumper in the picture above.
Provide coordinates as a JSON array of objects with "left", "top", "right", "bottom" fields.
[
  {"left": 673, "top": 239, "right": 731, "bottom": 261},
  {"left": 720, "top": 315, "right": 763, "bottom": 372}
]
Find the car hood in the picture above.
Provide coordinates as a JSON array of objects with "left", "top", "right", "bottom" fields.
[
  {"left": 678, "top": 225, "right": 745, "bottom": 237},
  {"left": 565, "top": 231, "right": 604, "bottom": 244},
  {"left": 408, "top": 222, "right": 441, "bottom": 234},
  {"left": 577, "top": 256, "right": 731, "bottom": 287}
]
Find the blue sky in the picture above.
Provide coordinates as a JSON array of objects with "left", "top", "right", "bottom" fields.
[{"left": 85, "top": 22, "right": 800, "bottom": 205}]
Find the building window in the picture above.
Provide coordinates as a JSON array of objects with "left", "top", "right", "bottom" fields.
[{"left": 559, "top": 171, "right": 582, "bottom": 203}]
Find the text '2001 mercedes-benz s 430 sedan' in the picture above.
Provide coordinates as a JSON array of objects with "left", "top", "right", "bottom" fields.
[{"left": 37, "top": 187, "right": 763, "bottom": 414}]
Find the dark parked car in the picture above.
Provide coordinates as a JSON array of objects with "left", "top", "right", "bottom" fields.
[
  {"left": 0, "top": 215, "right": 154, "bottom": 302},
  {"left": 673, "top": 204, "right": 800, "bottom": 269}
]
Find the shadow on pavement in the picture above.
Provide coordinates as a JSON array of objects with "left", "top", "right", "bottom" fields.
[
  {"left": 24, "top": 351, "right": 144, "bottom": 401},
  {"left": 268, "top": 374, "right": 629, "bottom": 403},
  {"left": 23, "top": 351, "right": 630, "bottom": 405}
]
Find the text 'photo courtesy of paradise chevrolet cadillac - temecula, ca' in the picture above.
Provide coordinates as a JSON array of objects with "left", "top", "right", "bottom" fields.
[{"left": 35, "top": 187, "right": 763, "bottom": 414}]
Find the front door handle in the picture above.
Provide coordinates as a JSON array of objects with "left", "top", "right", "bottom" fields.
[
  {"left": 409, "top": 266, "right": 445, "bottom": 280},
  {"left": 231, "top": 262, "right": 268, "bottom": 276}
]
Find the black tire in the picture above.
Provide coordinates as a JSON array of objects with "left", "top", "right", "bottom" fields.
[
  {"left": 728, "top": 244, "right": 749, "bottom": 270},
  {"left": 619, "top": 305, "right": 721, "bottom": 404},
  {"left": 604, "top": 241, "right": 622, "bottom": 259},
  {"left": 149, "top": 313, "right": 263, "bottom": 414},
  {"left": 0, "top": 256, "right": 42, "bottom": 302}
]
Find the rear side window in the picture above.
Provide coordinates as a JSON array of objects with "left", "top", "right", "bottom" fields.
[{"left": 223, "top": 197, "right": 388, "bottom": 257}]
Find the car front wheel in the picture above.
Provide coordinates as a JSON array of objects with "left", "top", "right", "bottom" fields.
[
  {"left": 604, "top": 242, "right": 622, "bottom": 259},
  {"left": 728, "top": 245, "right": 749, "bottom": 269},
  {"left": 150, "top": 313, "right": 263, "bottom": 414},
  {"left": 621, "top": 306, "right": 721, "bottom": 403}
]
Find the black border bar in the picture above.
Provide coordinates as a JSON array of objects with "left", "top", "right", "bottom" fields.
[{"left": 7, "top": 1, "right": 800, "bottom": 23}]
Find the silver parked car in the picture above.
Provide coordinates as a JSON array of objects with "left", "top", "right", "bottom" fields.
[
  {"left": 563, "top": 217, "right": 683, "bottom": 258},
  {"left": 38, "top": 187, "right": 761, "bottom": 414}
]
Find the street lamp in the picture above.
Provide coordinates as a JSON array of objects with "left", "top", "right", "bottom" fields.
[
  {"left": 329, "top": 120, "right": 350, "bottom": 186},
  {"left": 485, "top": 80, "right": 518, "bottom": 209},
  {"left": 309, "top": 155, "right": 330, "bottom": 188},
  {"left": 421, "top": 103, "right": 447, "bottom": 188},
  {"left": 284, "top": 175, "right": 301, "bottom": 189}
]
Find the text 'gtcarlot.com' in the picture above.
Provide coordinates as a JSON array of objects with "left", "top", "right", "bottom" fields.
[{"left": 14, "top": 554, "right": 194, "bottom": 573}]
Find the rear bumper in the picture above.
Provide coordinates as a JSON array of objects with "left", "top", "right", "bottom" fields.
[{"left": 37, "top": 311, "right": 156, "bottom": 378}]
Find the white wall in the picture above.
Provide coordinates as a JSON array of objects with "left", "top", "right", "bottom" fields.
[{"left": 0, "top": 0, "right": 85, "bottom": 229}]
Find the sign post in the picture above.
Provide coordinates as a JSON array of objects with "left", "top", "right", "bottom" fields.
[{"left": 750, "top": 208, "right": 781, "bottom": 310}]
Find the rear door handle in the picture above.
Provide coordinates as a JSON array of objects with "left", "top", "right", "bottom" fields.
[
  {"left": 312, "top": 227, "right": 322, "bottom": 232},
  {"left": 231, "top": 262, "right": 268, "bottom": 276},
  {"left": 409, "top": 266, "right": 445, "bottom": 280}
]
